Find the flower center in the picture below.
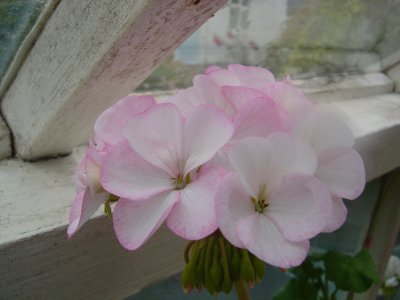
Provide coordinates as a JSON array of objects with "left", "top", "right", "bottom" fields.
[
  {"left": 251, "top": 184, "right": 268, "bottom": 213},
  {"left": 173, "top": 173, "right": 191, "bottom": 190}
]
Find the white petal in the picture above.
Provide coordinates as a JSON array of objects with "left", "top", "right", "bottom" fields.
[
  {"left": 113, "top": 192, "right": 178, "bottom": 250},
  {"left": 166, "top": 168, "right": 225, "bottom": 240},
  {"left": 315, "top": 147, "right": 365, "bottom": 199},
  {"left": 322, "top": 196, "right": 348, "bottom": 233},
  {"left": 266, "top": 173, "right": 332, "bottom": 242},
  {"left": 123, "top": 103, "right": 183, "bottom": 176},
  {"left": 236, "top": 214, "right": 310, "bottom": 268},
  {"left": 100, "top": 141, "right": 172, "bottom": 199},
  {"left": 183, "top": 105, "right": 234, "bottom": 174},
  {"left": 215, "top": 173, "right": 255, "bottom": 248}
]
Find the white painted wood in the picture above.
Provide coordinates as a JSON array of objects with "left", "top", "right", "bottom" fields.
[
  {"left": 352, "top": 170, "right": 400, "bottom": 300},
  {"left": 293, "top": 73, "right": 394, "bottom": 102},
  {"left": 1, "top": 93, "right": 400, "bottom": 299},
  {"left": 0, "top": 116, "right": 11, "bottom": 160},
  {"left": 0, "top": 149, "right": 186, "bottom": 299},
  {"left": 382, "top": 49, "right": 400, "bottom": 70},
  {"left": 387, "top": 62, "right": 400, "bottom": 92},
  {"left": 331, "top": 94, "right": 400, "bottom": 181},
  {"left": 1, "top": 0, "right": 227, "bottom": 160}
]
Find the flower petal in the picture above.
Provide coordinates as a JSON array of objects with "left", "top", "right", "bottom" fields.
[
  {"left": 236, "top": 214, "right": 310, "bottom": 268},
  {"left": 67, "top": 190, "right": 108, "bottom": 238},
  {"left": 183, "top": 105, "right": 234, "bottom": 174},
  {"left": 100, "top": 141, "right": 172, "bottom": 199},
  {"left": 228, "top": 64, "right": 275, "bottom": 88},
  {"left": 206, "top": 68, "right": 240, "bottom": 86},
  {"left": 193, "top": 75, "right": 236, "bottom": 116},
  {"left": 123, "top": 103, "right": 183, "bottom": 176},
  {"left": 293, "top": 108, "right": 354, "bottom": 154},
  {"left": 215, "top": 173, "right": 254, "bottom": 248},
  {"left": 113, "top": 192, "right": 178, "bottom": 250},
  {"left": 232, "top": 97, "right": 291, "bottom": 141},
  {"left": 166, "top": 167, "right": 225, "bottom": 240},
  {"left": 266, "top": 173, "right": 332, "bottom": 242},
  {"left": 165, "top": 87, "right": 201, "bottom": 117},
  {"left": 322, "top": 196, "right": 348, "bottom": 233},
  {"left": 315, "top": 147, "right": 365, "bottom": 199},
  {"left": 221, "top": 85, "right": 270, "bottom": 110},
  {"left": 94, "top": 95, "right": 156, "bottom": 145}
]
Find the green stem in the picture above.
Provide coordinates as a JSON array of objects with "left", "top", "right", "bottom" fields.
[{"left": 234, "top": 280, "right": 251, "bottom": 300}]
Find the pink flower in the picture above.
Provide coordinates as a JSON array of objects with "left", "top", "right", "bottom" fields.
[
  {"left": 100, "top": 103, "right": 234, "bottom": 250},
  {"left": 215, "top": 134, "right": 331, "bottom": 268},
  {"left": 292, "top": 107, "right": 365, "bottom": 232},
  {"left": 68, "top": 95, "right": 156, "bottom": 238}
]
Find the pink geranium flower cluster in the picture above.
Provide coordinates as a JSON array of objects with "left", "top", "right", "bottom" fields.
[{"left": 68, "top": 64, "right": 365, "bottom": 268}]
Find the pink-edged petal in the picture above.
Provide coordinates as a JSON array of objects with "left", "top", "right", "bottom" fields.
[
  {"left": 85, "top": 157, "right": 104, "bottom": 195},
  {"left": 100, "top": 141, "right": 172, "bottom": 199},
  {"left": 123, "top": 103, "right": 183, "bottom": 176},
  {"left": 206, "top": 68, "right": 240, "bottom": 86},
  {"left": 94, "top": 95, "right": 156, "bottom": 145},
  {"left": 236, "top": 214, "right": 310, "bottom": 268},
  {"left": 266, "top": 173, "right": 332, "bottom": 242},
  {"left": 67, "top": 190, "right": 108, "bottom": 238},
  {"left": 165, "top": 87, "right": 201, "bottom": 117},
  {"left": 228, "top": 64, "right": 275, "bottom": 88},
  {"left": 232, "top": 97, "right": 291, "bottom": 141},
  {"left": 229, "top": 134, "right": 317, "bottom": 196},
  {"left": 166, "top": 167, "right": 226, "bottom": 240},
  {"left": 322, "top": 196, "right": 348, "bottom": 233},
  {"left": 113, "top": 191, "right": 178, "bottom": 250},
  {"left": 183, "top": 105, "right": 234, "bottom": 174},
  {"left": 293, "top": 108, "right": 354, "bottom": 154},
  {"left": 193, "top": 75, "right": 236, "bottom": 116},
  {"left": 204, "top": 65, "right": 222, "bottom": 74},
  {"left": 221, "top": 85, "right": 269, "bottom": 110},
  {"left": 215, "top": 173, "right": 255, "bottom": 248},
  {"left": 228, "top": 137, "right": 272, "bottom": 197},
  {"left": 264, "top": 80, "right": 312, "bottom": 118},
  {"left": 315, "top": 147, "right": 365, "bottom": 199}
]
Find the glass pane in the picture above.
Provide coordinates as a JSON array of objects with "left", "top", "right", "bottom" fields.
[
  {"left": 0, "top": 0, "right": 48, "bottom": 81},
  {"left": 137, "top": 0, "right": 400, "bottom": 92}
]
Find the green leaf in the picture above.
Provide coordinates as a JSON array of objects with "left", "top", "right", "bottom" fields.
[
  {"left": 323, "top": 250, "right": 379, "bottom": 292},
  {"left": 273, "top": 278, "right": 319, "bottom": 300},
  {"left": 289, "top": 257, "right": 323, "bottom": 280}
]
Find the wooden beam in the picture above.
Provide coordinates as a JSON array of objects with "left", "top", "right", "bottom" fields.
[{"left": 1, "top": 0, "right": 227, "bottom": 160}]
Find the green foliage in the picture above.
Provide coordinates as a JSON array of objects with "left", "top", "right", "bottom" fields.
[
  {"left": 324, "top": 250, "right": 379, "bottom": 292},
  {"left": 273, "top": 250, "right": 379, "bottom": 300}
]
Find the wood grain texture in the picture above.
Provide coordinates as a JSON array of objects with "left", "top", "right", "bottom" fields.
[
  {"left": 352, "top": 169, "right": 400, "bottom": 300},
  {"left": 1, "top": 0, "right": 227, "bottom": 160},
  {"left": 0, "top": 116, "right": 11, "bottom": 160}
]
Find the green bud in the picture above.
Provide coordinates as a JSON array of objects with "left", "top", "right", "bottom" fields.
[
  {"left": 210, "top": 242, "right": 222, "bottom": 289},
  {"left": 104, "top": 200, "right": 113, "bottom": 218},
  {"left": 240, "top": 249, "right": 256, "bottom": 286},
  {"left": 203, "top": 236, "right": 217, "bottom": 295},
  {"left": 250, "top": 253, "right": 265, "bottom": 282},
  {"left": 230, "top": 246, "right": 241, "bottom": 281}
]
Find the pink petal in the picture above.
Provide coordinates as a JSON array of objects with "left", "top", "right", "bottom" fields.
[
  {"left": 221, "top": 85, "right": 269, "bottom": 110},
  {"left": 229, "top": 134, "right": 317, "bottom": 196},
  {"left": 315, "top": 147, "right": 365, "bottom": 199},
  {"left": 193, "top": 75, "right": 236, "bottom": 116},
  {"left": 264, "top": 80, "right": 312, "bottom": 118},
  {"left": 123, "top": 103, "right": 183, "bottom": 176},
  {"left": 322, "top": 196, "right": 348, "bottom": 233},
  {"left": 166, "top": 167, "right": 225, "bottom": 240},
  {"left": 228, "top": 64, "right": 275, "bottom": 88},
  {"left": 266, "top": 173, "right": 332, "bottom": 242},
  {"left": 183, "top": 105, "right": 234, "bottom": 174},
  {"left": 215, "top": 173, "right": 255, "bottom": 248},
  {"left": 100, "top": 141, "right": 172, "bottom": 199},
  {"left": 113, "top": 192, "right": 178, "bottom": 250},
  {"left": 236, "top": 213, "right": 310, "bottom": 268},
  {"left": 206, "top": 68, "right": 240, "bottom": 86},
  {"left": 94, "top": 95, "right": 156, "bottom": 146},
  {"left": 232, "top": 97, "right": 291, "bottom": 141},
  {"left": 204, "top": 65, "right": 222, "bottom": 74},
  {"left": 67, "top": 189, "right": 108, "bottom": 238},
  {"left": 165, "top": 87, "right": 201, "bottom": 117},
  {"left": 293, "top": 108, "right": 354, "bottom": 154}
]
